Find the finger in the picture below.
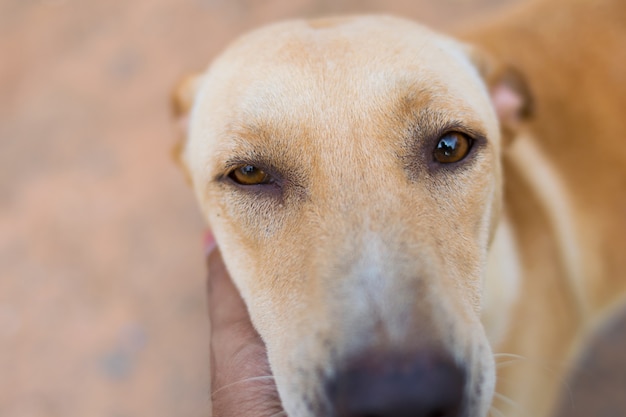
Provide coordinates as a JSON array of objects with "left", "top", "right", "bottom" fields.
[
  {"left": 206, "top": 242, "right": 259, "bottom": 371},
  {"left": 207, "top": 245, "right": 261, "bottom": 382},
  {"left": 207, "top": 246, "right": 254, "bottom": 333},
  {"left": 206, "top": 241, "right": 284, "bottom": 416}
]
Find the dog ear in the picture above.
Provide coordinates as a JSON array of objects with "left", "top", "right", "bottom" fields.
[
  {"left": 489, "top": 68, "right": 533, "bottom": 130},
  {"left": 468, "top": 46, "right": 533, "bottom": 141},
  {"left": 171, "top": 73, "right": 203, "bottom": 183}
]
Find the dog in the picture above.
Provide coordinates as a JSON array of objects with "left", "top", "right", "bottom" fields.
[{"left": 172, "top": 0, "right": 626, "bottom": 416}]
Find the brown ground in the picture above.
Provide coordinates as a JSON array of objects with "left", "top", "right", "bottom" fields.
[{"left": 1, "top": 0, "right": 624, "bottom": 416}]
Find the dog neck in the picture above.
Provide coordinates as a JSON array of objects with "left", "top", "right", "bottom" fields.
[
  {"left": 483, "top": 131, "right": 588, "bottom": 348},
  {"left": 483, "top": 213, "right": 521, "bottom": 346},
  {"left": 507, "top": 133, "right": 587, "bottom": 316}
]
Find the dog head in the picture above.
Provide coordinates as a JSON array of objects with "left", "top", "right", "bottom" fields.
[{"left": 174, "top": 15, "right": 529, "bottom": 417}]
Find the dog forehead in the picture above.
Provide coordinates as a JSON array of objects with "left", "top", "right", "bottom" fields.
[
  {"left": 199, "top": 15, "right": 491, "bottom": 113},
  {"left": 188, "top": 16, "right": 499, "bottom": 176},
  {"left": 214, "top": 15, "right": 467, "bottom": 70}
]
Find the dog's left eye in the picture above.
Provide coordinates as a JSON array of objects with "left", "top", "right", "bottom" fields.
[
  {"left": 228, "top": 165, "right": 272, "bottom": 185},
  {"left": 433, "top": 132, "right": 473, "bottom": 164}
]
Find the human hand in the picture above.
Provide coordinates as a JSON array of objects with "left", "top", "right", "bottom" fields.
[{"left": 206, "top": 234, "right": 286, "bottom": 417}]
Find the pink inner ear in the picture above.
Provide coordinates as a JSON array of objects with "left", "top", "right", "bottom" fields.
[
  {"left": 491, "top": 83, "right": 524, "bottom": 125},
  {"left": 204, "top": 230, "right": 216, "bottom": 255}
]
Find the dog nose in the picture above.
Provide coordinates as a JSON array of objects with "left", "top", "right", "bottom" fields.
[{"left": 328, "top": 352, "right": 466, "bottom": 417}]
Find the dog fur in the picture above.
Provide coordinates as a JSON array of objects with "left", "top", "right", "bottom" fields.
[{"left": 173, "top": 1, "right": 626, "bottom": 416}]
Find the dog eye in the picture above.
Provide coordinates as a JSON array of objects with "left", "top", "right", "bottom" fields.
[
  {"left": 228, "top": 165, "right": 272, "bottom": 185},
  {"left": 433, "top": 132, "right": 473, "bottom": 164}
]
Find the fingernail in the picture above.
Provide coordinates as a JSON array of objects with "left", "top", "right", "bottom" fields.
[{"left": 203, "top": 230, "right": 216, "bottom": 256}]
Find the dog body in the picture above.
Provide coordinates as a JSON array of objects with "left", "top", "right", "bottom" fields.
[
  {"left": 175, "top": 1, "right": 626, "bottom": 416},
  {"left": 462, "top": 0, "right": 626, "bottom": 415}
]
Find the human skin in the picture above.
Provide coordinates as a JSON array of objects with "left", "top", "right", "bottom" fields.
[{"left": 207, "top": 235, "right": 285, "bottom": 417}]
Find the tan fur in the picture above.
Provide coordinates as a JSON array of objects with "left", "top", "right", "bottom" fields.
[
  {"left": 171, "top": 73, "right": 203, "bottom": 183},
  {"left": 461, "top": 0, "right": 626, "bottom": 415},
  {"left": 174, "top": 2, "right": 626, "bottom": 416}
]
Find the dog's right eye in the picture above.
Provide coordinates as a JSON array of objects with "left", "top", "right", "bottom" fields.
[
  {"left": 228, "top": 165, "right": 273, "bottom": 185},
  {"left": 433, "top": 132, "right": 473, "bottom": 164}
]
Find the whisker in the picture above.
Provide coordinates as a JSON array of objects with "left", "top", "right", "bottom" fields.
[
  {"left": 210, "top": 375, "right": 276, "bottom": 398},
  {"left": 560, "top": 377, "right": 574, "bottom": 410},
  {"left": 494, "top": 351, "right": 583, "bottom": 374},
  {"left": 496, "top": 359, "right": 575, "bottom": 404},
  {"left": 493, "top": 352, "right": 528, "bottom": 361},
  {"left": 493, "top": 351, "right": 575, "bottom": 398},
  {"left": 493, "top": 392, "right": 521, "bottom": 409},
  {"left": 489, "top": 404, "right": 506, "bottom": 417},
  {"left": 496, "top": 359, "right": 524, "bottom": 369}
]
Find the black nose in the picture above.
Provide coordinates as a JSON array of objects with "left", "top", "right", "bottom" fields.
[{"left": 328, "top": 352, "right": 466, "bottom": 417}]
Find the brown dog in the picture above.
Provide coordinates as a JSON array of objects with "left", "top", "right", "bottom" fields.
[{"left": 173, "top": 1, "right": 626, "bottom": 416}]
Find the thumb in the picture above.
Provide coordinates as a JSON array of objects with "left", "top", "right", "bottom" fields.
[{"left": 206, "top": 233, "right": 285, "bottom": 417}]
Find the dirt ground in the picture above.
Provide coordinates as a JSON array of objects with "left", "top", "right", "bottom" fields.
[{"left": 1, "top": 0, "right": 625, "bottom": 416}]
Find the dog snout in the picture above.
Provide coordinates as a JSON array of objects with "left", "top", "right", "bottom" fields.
[{"left": 327, "top": 351, "right": 466, "bottom": 417}]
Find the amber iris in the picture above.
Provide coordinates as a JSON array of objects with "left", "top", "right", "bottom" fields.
[
  {"left": 433, "top": 133, "right": 472, "bottom": 163},
  {"left": 229, "top": 165, "right": 271, "bottom": 185}
]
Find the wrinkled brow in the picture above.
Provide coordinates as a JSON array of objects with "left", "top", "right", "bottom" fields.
[
  {"left": 383, "top": 82, "right": 489, "bottom": 146},
  {"left": 211, "top": 119, "right": 314, "bottom": 182}
]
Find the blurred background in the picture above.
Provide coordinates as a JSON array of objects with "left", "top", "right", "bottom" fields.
[{"left": 1, "top": 0, "right": 625, "bottom": 416}]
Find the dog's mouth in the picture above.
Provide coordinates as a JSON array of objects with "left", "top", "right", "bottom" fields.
[{"left": 324, "top": 351, "right": 467, "bottom": 417}]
